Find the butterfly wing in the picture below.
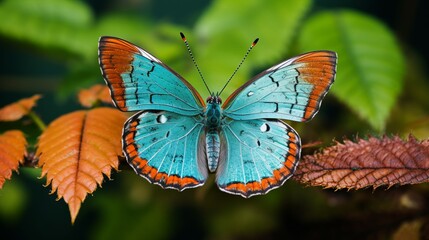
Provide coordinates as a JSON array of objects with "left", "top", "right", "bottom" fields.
[
  {"left": 217, "top": 118, "right": 301, "bottom": 198},
  {"left": 123, "top": 110, "right": 208, "bottom": 190},
  {"left": 99, "top": 36, "right": 205, "bottom": 115},
  {"left": 222, "top": 51, "right": 337, "bottom": 122}
]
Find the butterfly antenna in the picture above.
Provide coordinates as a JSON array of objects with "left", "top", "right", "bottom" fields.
[
  {"left": 180, "top": 32, "right": 211, "bottom": 95},
  {"left": 218, "top": 37, "right": 259, "bottom": 95}
]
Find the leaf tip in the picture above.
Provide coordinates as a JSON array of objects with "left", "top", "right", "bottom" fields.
[{"left": 68, "top": 197, "right": 81, "bottom": 225}]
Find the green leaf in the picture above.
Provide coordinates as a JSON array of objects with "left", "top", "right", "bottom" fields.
[
  {"left": 0, "top": 179, "right": 27, "bottom": 222},
  {"left": 96, "top": 14, "right": 151, "bottom": 41},
  {"left": 0, "top": 0, "right": 94, "bottom": 59},
  {"left": 297, "top": 10, "right": 405, "bottom": 130},
  {"left": 96, "top": 14, "right": 189, "bottom": 61},
  {"left": 54, "top": 14, "right": 153, "bottom": 99},
  {"left": 194, "top": 0, "right": 311, "bottom": 98}
]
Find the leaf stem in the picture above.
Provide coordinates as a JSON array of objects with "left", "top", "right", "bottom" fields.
[{"left": 28, "top": 110, "right": 46, "bottom": 131}]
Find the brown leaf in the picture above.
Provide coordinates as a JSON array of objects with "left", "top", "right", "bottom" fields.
[
  {"left": 0, "top": 130, "right": 27, "bottom": 188},
  {"left": 36, "top": 107, "right": 127, "bottom": 223},
  {"left": 78, "top": 84, "right": 112, "bottom": 108},
  {"left": 0, "top": 95, "right": 41, "bottom": 121},
  {"left": 293, "top": 135, "right": 429, "bottom": 190}
]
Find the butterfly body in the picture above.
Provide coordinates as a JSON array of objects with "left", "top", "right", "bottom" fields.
[
  {"left": 205, "top": 95, "right": 222, "bottom": 172},
  {"left": 99, "top": 36, "right": 337, "bottom": 198}
]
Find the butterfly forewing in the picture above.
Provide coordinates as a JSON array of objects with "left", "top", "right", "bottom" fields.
[
  {"left": 222, "top": 51, "right": 337, "bottom": 122},
  {"left": 98, "top": 36, "right": 205, "bottom": 115},
  {"left": 217, "top": 118, "right": 301, "bottom": 198},
  {"left": 123, "top": 111, "right": 208, "bottom": 190}
]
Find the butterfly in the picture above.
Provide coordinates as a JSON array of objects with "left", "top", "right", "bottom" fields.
[{"left": 98, "top": 33, "right": 337, "bottom": 198}]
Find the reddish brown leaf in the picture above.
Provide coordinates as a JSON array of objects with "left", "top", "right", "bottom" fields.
[
  {"left": 293, "top": 135, "right": 429, "bottom": 190},
  {"left": 0, "top": 95, "right": 41, "bottom": 121},
  {"left": 36, "top": 107, "right": 127, "bottom": 223},
  {"left": 78, "top": 84, "right": 112, "bottom": 108},
  {"left": 0, "top": 130, "right": 27, "bottom": 188}
]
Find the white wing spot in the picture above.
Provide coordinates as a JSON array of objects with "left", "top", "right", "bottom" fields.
[
  {"left": 247, "top": 91, "right": 254, "bottom": 97},
  {"left": 260, "top": 123, "right": 270, "bottom": 132},
  {"left": 156, "top": 114, "right": 167, "bottom": 124}
]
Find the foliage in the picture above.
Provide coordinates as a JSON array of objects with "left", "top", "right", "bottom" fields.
[
  {"left": 194, "top": 0, "right": 311, "bottom": 95},
  {"left": 0, "top": 0, "right": 405, "bottom": 131},
  {"left": 0, "top": 0, "right": 428, "bottom": 239},
  {"left": 297, "top": 10, "right": 405, "bottom": 130},
  {"left": 0, "top": 0, "right": 94, "bottom": 59}
]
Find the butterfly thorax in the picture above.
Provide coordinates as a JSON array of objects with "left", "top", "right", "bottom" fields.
[
  {"left": 205, "top": 95, "right": 222, "bottom": 129},
  {"left": 205, "top": 95, "right": 222, "bottom": 172}
]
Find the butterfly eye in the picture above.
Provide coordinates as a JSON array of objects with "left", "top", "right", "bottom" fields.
[
  {"left": 206, "top": 96, "right": 213, "bottom": 103},
  {"left": 156, "top": 114, "right": 167, "bottom": 124},
  {"left": 217, "top": 97, "right": 222, "bottom": 104},
  {"left": 260, "top": 123, "right": 270, "bottom": 132}
]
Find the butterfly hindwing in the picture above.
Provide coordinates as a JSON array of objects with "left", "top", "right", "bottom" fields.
[
  {"left": 98, "top": 36, "right": 205, "bottom": 115},
  {"left": 123, "top": 110, "right": 208, "bottom": 190},
  {"left": 223, "top": 51, "right": 337, "bottom": 122},
  {"left": 217, "top": 118, "right": 301, "bottom": 198}
]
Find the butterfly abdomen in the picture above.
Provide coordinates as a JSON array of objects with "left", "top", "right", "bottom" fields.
[{"left": 206, "top": 130, "right": 220, "bottom": 172}]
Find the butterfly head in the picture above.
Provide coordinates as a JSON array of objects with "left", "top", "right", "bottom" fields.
[{"left": 206, "top": 92, "right": 222, "bottom": 104}]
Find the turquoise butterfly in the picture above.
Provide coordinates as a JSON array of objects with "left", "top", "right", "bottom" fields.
[{"left": 98, "top": 33, "right": 337, "bottom": 198}]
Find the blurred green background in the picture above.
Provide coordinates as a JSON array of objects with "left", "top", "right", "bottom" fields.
[{"left": 1, "top": 0, "right": 429, "bottom": 239}]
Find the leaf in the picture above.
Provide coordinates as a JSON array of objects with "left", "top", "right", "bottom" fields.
[
  {"left": 0, "top": 179, "right": 27, "bottom": 221},
  {"left": 194, "top": 0, "right": 311, "bottom": 97},
  {"left": 96, "top": 13, "right": 151, "bottom": 42},
  {"left": 392, "top": 220, "right": 423, "bottom": 240},
  {"left": 0, "top": 130, "right": 27, "bottom": 188},
  {"left": 0, "top": 95, "right": 41, "bottom": 121},
  {"left": 0, "top": 0, "right": 95, "bottom": 60},
  {"left": 36, "top": 107, "right": 127, "bottom": 223},
  {"left": 78, "top": 84, "right": 112, "bottom": 108},
  {"left": 297, "top": 10, "right": 405, "bottom": 130},
  {"left": 293, "top": 135, "right": 429, "bottom": 190}
]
